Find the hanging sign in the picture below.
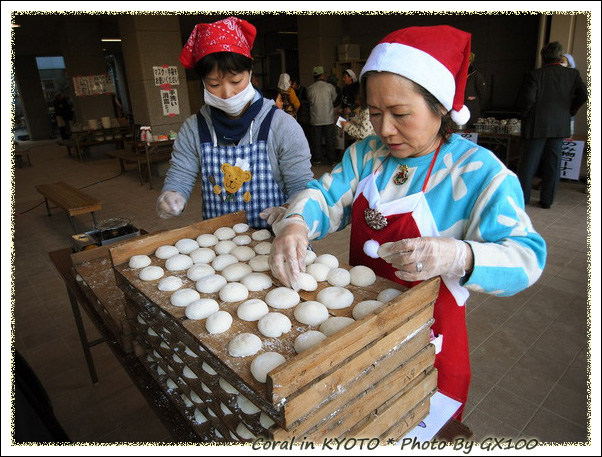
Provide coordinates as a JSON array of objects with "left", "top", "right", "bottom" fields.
[
  {"left": 73, "top": 74, "right": 115, "bottom": 96},
  {"left": 161, "top": 88, "right": 180, "bottom": 116},
  {"left": 560, "top": 139, "right": 585, "bottom": 180},
  {"left": 153, "top": 66, "right": 180, "bottom": 86}
]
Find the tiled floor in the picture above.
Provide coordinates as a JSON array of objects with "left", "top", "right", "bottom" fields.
[{"left": 9, "top": 140, "right": 592, "bottom": 445}]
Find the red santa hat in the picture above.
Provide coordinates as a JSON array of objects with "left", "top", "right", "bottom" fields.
[
  {"left": 360, "top": 25, "right": 472, "bottom": 125},
  {"left": 179, "top": 16, "right": 256, "bottom": 69}
]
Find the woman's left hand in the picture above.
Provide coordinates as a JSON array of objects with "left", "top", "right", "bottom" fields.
[{"left": 378, "top": 237, "right": 473, "bottom": 282}]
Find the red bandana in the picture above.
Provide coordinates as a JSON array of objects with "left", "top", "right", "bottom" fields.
[{"left": 180, "top": 16, "right": 256, "bottom": 69}]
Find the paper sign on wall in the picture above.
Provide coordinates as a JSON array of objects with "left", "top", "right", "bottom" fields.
[
  {"left": 153, "top": 66, "right": 180, "bottom": 86},
  {"left": 161, "top": 88, "right": 180, "bottom": 116},
  {"left": 560, "top": 140, "right": 585, "bottom": 180},
  {"left": 73, "top": 74, "right": 115, "bottom": 96}
]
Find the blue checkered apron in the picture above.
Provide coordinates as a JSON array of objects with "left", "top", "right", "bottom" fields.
[{"left": 196, "top": 107, "right": 286, "bottom": 228}]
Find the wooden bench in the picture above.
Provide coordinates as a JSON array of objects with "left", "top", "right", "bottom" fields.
[
  {"left": 106, "top": 140, "right": 174, "bottom": 189},
  {"left": 36, "top": 181, "right": 102, "bottom": 232}
]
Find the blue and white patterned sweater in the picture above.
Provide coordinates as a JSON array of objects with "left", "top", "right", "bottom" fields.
[{"left": 286, "top": 133, "right": 547, "bottom": 297}]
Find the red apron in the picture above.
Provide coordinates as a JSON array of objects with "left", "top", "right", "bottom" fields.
[{"left": 349, "top": 150, "right": 471, "bottom": 420}]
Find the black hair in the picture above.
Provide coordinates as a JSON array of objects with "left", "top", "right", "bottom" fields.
[
  {"left": 195, "top": 52, "right": 254, "bottom": 79},
  {"left": 360, "top": 71, "right": 453, "bottom": 142},
  {"left": 541, "top": 41, "right": 564, "bottom": 64}
]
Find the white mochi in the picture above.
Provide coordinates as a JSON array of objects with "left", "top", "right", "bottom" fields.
[
  {"left": 249, "top": 255, "right": 270, "bottom": 272},
  {"left": 265, "top": 287, "right": 300, "bottom": 309},
  {"left": 236, "top": 423, "right": 255, "bottom": 439},
  {"left": 212, "top": 254, "right": 238, "bottom": 271},
  {"left": 251, "top": 229, "right": 271, "bottom": 241},
  {"left": 166, "top": 378, "right": 178, "bottom": 390},
  {"left": 219, "top": 377, "right": 239, "bottom": 394},
  {"left": 186, "top": 264, "right": 215, "bottom": 281},
  {"left": 215, "top": 239, "right": 237, "bottom": 255},
  {"left": 184, "top": 346, "right": 198, "bottom": 358},
  {"left": 294, "top": 330, "right": 328, "bottom": 353},
  {"left": 250, "top": 352, "right": 286, "bottom": 383},
  {"left": 319, "top": 316, "right": 356, "bottom": 336},
  {"left": 363, "top": 239, "right": 381, "bottom": 259},
  {"left": 165, "top": 254, "right": 193, "bottom": 272},
  {"left": 240, "top": 273, "right": 272, "bottom": 291},
  {"left": 352, "top": 300, "right": 385, "bottom": 320},
  {"left": 214, "top": 226, "right": 236, "bottom": 240},
  {"left": 315, "top": 253, "right": 339, "bottom": 269},
  {"left": 260, "top": 412, "right": 276, "bottom": 429},
  {"left": 237, "top": 299, "right": 269, "bottom": 321},
  {"left": 190, "top": 390, "right": 203, "bottom": 404},
  {"left": 306, "top": 263, "right": 331, "bottom": 282},
  {"left": 185, "top": 298, "right": 219, "bottom": 320},
  {"left": 183, "top": 365, "right": 198, "bottom": 379},
  {"left": 202, "top": 361, "right": 217, "bottom": 375},
  {"left": 350, "top": 265, "right": 377, "bottom": 287},
  {"left": 181, "top": 394, "right": 193, "bottom": 407},
  {"left": 222, "top": 262, "right": 253, "bottom": 282},
  {"left": 221, "top": 403, "right": 232, "bottom": 415},
  {"left": 189, "top": 247, "right": 216, "bottom": 264},
  {"left": 304, "top": 250, "right": 317, "bottom": 265},
  {"left": 377, "top": 288, "right": 404, "bottom": 303},
  {"left": 154, "top": 245, "right": 179, "bottom": 259},
  {"left": 170, "top": 288, "right": 200, "bottom": 307},
  {"left": 228, "top": 333, "right": 262, "bottom": 357},
  {"left": 196, "top": 233, "right": 218, "bottom": 247},
  {"left": 254, "top": 241, "right": 272, "bottom": 255},
  {"left": 327, "top": 268, "right": 351, "bottom": 287},
  {"left": 297, "top": 272, "right": 318, "bottom": 291},
  {"left": 231, "top": 245, "right": 256, "bottom": 261},
  {"left": 158, "top": 276, "right": 183, "bottom": 291},
  {"left": 206, "top": 310, "right": 233, "bottom": 334},
  {"left": 293, "top": 301, "right": 329, "bottom": 326},
  {"left": 237, "top": 395, "right": 261, "bottom": 415},
  {"left": 233, "top": 234, "right": 252, "bottom": 245},
  {"left": 202, "top": 383, "right": 213, "bottom": 394},
  {"left": 136, "top": 314, "right": 146, "bottom": 324},
  {"left": 219, "top": 282, "right": 249, "bottom": 303},
  {"left": 139, "top": 265, "right": 164, "bottom": 281},
  {"left": 317, "top": 287, "right": 355, "bottom": 309},
  {"left": 258, "top": 312, "right": 292, "bottom": 338},
  {"left": 233, "top": 223, "right": 250, "bottom": 233},
  {"left": 147, "top": 327, "right": 158, "bottom": 337},
  {"left": 194, "top": 408, "right": 207, "bottom": 424},
  {"left": 128, "top": 254, "right": 151, "bottom": 269},
  {"left": 196, "top": 274, "right": 227, "bottom": 294},
  {"left": 175, "top": 238, "right": 199, "bottom": 254}
]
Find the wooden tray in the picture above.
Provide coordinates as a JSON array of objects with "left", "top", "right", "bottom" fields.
[{"left": 109, "top": 212, "right": 439, "bottom": 441}]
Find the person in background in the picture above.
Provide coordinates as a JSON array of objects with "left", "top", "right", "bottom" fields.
[
  {"left": 277, "top": 73, "right": 300, "bottom": 119},
  {"left": 53, "top": 92, "right": 74, "bottom": 140},
  {"left": 307, "top": 66, "right": 338, "bottom": 166},
  {"left": 340, "top": 69, "right": 360, "bottom": 118},
  {"left": 290, "top": 76, "right": 307, "bottom": 102},
  {"left": 340, "top": 93, "right": 375, "bottom": 141},
  {"left": 463, "top": 52, "right": 488, "bottom": 128},
  {"left": 269, "top": 25, "right": 546, "bottom": 420},
  {"left": 517, "top": 41, "right": 587, "bottom": 209},
  {"left": 156, "top": 16, "right": 313, "bottom": 229},
  {"left": 560, "top": 53, "right": 577, "bottom": 137},
  {"left": 262, "top": 88, "right": 284, "bottom": 110}
]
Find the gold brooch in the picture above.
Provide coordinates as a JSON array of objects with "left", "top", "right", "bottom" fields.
[
  {"left": 393, "top": 165, "right": 410, "bottom": 185},
  {"left": 364, "top": 208, "right": 388, "bottom": 230}
]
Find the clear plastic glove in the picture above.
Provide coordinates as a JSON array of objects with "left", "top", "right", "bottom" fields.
[
  {"left": 269, "top": 217, "right": 309, "bottom": 291},
  {"left": 156, "top": 190, "right": 187, "bottom": 219},
  {"left": 377, "top": 236, "right": 473, "bottom": 282},
  {"left": 259, "top": 206, "right": 287, "bottom": 226}
]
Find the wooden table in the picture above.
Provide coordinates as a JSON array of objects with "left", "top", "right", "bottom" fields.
[
  {"left": 68, "top": 126, "right": 132, "bottom": 162},
  {"left": 48, "top": 246, "right": 474, "bottom": 444},
  {"left": 465, "top": 129, "right": 523, "bottom": 171}
]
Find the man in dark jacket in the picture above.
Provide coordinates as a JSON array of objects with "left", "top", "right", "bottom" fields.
[{"left": 517, "top": 41, "right": 587, "bottom": 208}]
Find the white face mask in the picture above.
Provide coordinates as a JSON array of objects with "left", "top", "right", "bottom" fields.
[{"left": 203, "top": 73, "right": 256, "bottom": 117}]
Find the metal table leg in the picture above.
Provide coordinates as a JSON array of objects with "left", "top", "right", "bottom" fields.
[{"left": 66, "top": 287, "right": 103, "bottom": 384}]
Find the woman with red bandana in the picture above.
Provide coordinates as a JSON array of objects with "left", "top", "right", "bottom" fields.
[{"left": 269, "top": 25, "right": 546, "bottom": 420}]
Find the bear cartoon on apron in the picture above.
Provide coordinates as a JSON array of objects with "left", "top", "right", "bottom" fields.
[
  {"left": 349, "top": 141, "right": 471, "bottom": 420},
  {"left": 196, "top": 106, "right": 286, "bottom": 228}
]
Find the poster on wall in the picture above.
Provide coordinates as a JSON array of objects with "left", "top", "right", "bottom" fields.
[
  {"left": 161, "top": 88, "right": 180, "bottom": 116},
  {"left": 73, "top": 74, "right": 115, "bottom": 96},
  {"left": 560, "top": 139, "right": 585, "bottom": 180},
  {"left": 153, "top": 66, "right": 180, "bottom": 86}
]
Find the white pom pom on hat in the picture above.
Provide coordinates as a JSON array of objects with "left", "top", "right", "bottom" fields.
[{"left": 360, "top": 25, "right": 472, "bottom": 124}]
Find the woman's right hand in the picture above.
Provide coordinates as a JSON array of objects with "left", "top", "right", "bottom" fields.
[
  {"left": 269, "top": 216, "right": 309, "bottom": 291},
  {"left": 156, "top": 190, "right": 187, "bottom": 219}
]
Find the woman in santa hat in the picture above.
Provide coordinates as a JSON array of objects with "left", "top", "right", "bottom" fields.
[
  {"left": 157, "top": 17, "right": 313, "bottom": 229},
  {"left": 269, "top": 25, "right": 546, "bottom": 419}
]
